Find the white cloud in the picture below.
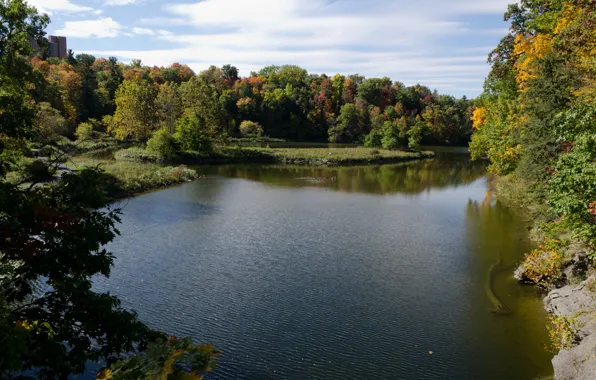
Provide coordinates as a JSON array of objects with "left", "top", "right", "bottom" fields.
[
  {"left": 131, "top": 28, "right": 173, "bottom": 37},
  {"left": 55, "top": 18, "right": 121, "bottom": 38},
  {"left": 132, "top": 27, "right": 154, "bottom": 35},
  {"left": 27, "top": 0, "right": 93, "bottom": 14},
  {"left": 79, "top": 0, "right": 515, "bottom": 96},
  {"left": 139, "top": 17, "right": 191, "bottom": 26},
  {"left": 105, "top": 0, "right": 140, "bottom": 5}
]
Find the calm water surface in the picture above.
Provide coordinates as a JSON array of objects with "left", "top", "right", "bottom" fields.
[{"left": 93, "top": 151, "right": 553, "bottom": 379}]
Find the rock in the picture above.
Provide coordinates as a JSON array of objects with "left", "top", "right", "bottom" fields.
[
  {"left": 514, "top": 264, "right": 531, "bottom": 283},
  {"left": 552, "top": 333, "right": 596, "bottom": 380},
  {"left": 544, "top": 282, "right": 592, "bottom": 317},
  {"left": 567, "top": 252, "right": 590, "bottom": 279},
  {"left": 545, "top": 281, "right": 596, "bottom": 380}
]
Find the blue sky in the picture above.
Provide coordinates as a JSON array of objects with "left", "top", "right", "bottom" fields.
[{"left": 30, "top": 0, "right": 515, "bottom": 98}]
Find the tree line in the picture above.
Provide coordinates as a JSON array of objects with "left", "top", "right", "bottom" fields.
[
  {"left": 470, "top": 0, "right": 596, "bottom": 280},
  {"left": 30, "top": 52, "right": 474, "bottom": 153}
]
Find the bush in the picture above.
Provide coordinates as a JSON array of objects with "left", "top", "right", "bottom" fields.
[
  {"left": 408, "top": 123, "right": 424, "bottom": 150},
  {"left": 115, "top": 147, "right": 162, "bottom": 163},
  {"left": 546, "top": 315, "right": 579, "bottom": 352},
  {"left": 25, "top": 160, "right": 52, "bottom": 182},
  {"left": 520, "top": 241, "right": 566, "bottom": 285},
  {"left": 76, "top": 122, "right": 95, "bottom": 141},
  {"left": 73, "top": 159, "right": 199, "bottom": 195},
  {"left": 364, "top": 130, "right": 382, "bottom": 148},
  {"left": 381, "top": 135, "right": 400, "bottom": 150},
  {"left": 175, "top": 114, "right": 213, "bottom": 152},
  {"left": 33, "top": 102, "right": 70, "bottom": 140},
  {"left": 146, "top": 128, "right": 177, "bottom": 158},
  {"left": 239, "top": 121, "right": 263, "bottom": 138}
]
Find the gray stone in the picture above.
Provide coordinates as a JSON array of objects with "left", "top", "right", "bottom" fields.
[
  {"left": 553, "top": 333, "right": 596, "bottom": 380},
  {"left": 545, "top": 281, "right": 596, "bottom": 380}
]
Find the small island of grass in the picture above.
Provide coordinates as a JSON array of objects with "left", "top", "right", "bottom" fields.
[{"left": 109, "top": 145, "right": 434, "bottom": 167}]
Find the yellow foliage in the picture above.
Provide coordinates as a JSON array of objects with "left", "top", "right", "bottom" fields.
[
  {"left": 554, "top": 4, "right": 582, "bottom": 35},
  {"left": 471, "top": 107, "right": 487, "bottom": 130},
  {"left": 520, "top": 243, "right": 565, "bottom": 284},
  {"left": 547, "top": 315, "right": 578, "bottom": 352},
  {"left": 96, "top": 369, "right": 113, "bottom": 380},
  {"left": 15, "top": 320, "right": 33, "bottom": 331},
  {"left": 514, "top": 34, "right": 553, "bottom": 92}
]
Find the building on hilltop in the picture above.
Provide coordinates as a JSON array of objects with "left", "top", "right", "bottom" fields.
[
  {"left": 30, "top": 35, "right": 68, "bottom": 59},
  {"left": 48, "top": 36, "right": 67, "bottom": 59}
]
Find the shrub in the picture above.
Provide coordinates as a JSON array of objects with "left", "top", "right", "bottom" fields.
[
  {"left": 364, "top": 130, "right": 382, "bottom": 148},
  {"left": 115, "top": 147, "right": 162, "bottom": 163},
  {"left": 25, "top": 160, "right": 52, "bottom": 182},
  {"left": 33, "top": 102, "right": 70, "bottom": 140},
  {"left": 76, "top": 122, "right": 95, "bottom": 141},
  {"left": 175, "top": 114, "right": 213, "bottom": 152},
  {"left": 546, "top": 315, "right": 579, "bottom": 352},
  {"left": 170, "top": 165, "right": 196, "bottom": 181},
  {"left": 520, "top": 241, "right": 566, "bottom": 285},
  {"left": 408, "top": 123, "right": 424, "bottom": 150},
  {"left": 381, "top": 135, "right": 400, "bottom": 150},
  {"left": 147, "top": 128, "right": 177, "bottom": 158},
  {"left": 239, "top": 121, "right": 264, "bottom": 138}
]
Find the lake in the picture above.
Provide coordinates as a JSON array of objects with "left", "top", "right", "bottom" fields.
[{"left": 92, "top": 149, "right": 553, "bottom": 379}]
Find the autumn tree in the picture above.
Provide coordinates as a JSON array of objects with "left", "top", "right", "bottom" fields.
[
  {"left": 109, "top": 78, "right": 158, "bottom": 142},
  {"left": 1, "top": 2, "right": 217, "bottom": 378},
  {"left": 156, "top": 82, "right": 183, "bottom": 133}
]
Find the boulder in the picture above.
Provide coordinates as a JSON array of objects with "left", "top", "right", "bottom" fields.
[{"left": 545, "top": 281, "right": 596, "bottom": 380}]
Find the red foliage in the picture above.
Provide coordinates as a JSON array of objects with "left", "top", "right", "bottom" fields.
[{"left": 588, "top": 201, "right": 596, "bottom": 215}]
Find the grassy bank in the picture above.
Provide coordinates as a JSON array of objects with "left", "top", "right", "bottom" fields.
[
  {"left": 71, "top": 156, "right": 199, "bottom": 197},
  {"left": 249, "top": 147, "right": 434, "bottom": 166},
  {"left": 114, "top": 146, "right": 434, "bottom": 166}
]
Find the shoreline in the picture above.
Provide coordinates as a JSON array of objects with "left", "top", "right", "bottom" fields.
[
  {"left": 508, "top": 208, "right": 595, "bottom": 379},
  {"left": 75, "top": 147, "right": 435, "bottom": 199}
]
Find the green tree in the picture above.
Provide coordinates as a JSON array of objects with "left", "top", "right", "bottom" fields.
[
  {"left": 0, "top": 0, "right": 48, "bottom": 142},
  {"left": 381, "top": 121, "right": 403, "bottom": 150},
  {"left": 156, "top": 82, "right": 183, "bottom": 134},
  {"left": 408, "top": 118, "right": 425, "bottom": 150},
  {"left": 329, "top": 103, "right": 363, "bottom": 143},
  {"left": 180, "top": 76, "right": 231, "bottom": 142},
  {"left": 75, "top": 121, "right": 95, "bottom": 141},
  {"left": 146, "top": 128, "right": 177, "bottom": 157},
  {"left": 1, "top": 3, "right": 215, "bottom": 378},
  {"left": 175, "top": 113, "right": 213, "bottom": 152},
  {"left": 239, "top": 120, "right": 263, "bottom": 138},
  {"left": 109, "top": 79, "right": 158, "bottom": 142},
  {"left": 33, "top": 102, "right": 69, "bottom": 140}
]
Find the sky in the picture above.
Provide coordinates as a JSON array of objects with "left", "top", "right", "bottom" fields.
[{"left": 30, "top": 0, "right": 516, "bottom": 98}]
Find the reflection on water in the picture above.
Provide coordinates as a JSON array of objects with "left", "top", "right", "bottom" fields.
[
  {"left": 195, "top": 152, "right": 487, "bottom": 195},
  {"left": 88, "top": 151, "right": 553, "bottom": 380},
  {"left": 464, "top": 197, "right": 552, "bottom": 379}
]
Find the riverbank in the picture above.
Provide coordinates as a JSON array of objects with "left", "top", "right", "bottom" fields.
[
  {"left": 500, "top": 176, "right": 596, "bottom": 380},
  {"left": 115, "top": 146, "right": 435, "bottom": 166},
  {"left": 71, "top": 146, "right": 433, "bottom": 198},
  {"left": 70, "top": 157, "right": 199, "bottom": 198}
]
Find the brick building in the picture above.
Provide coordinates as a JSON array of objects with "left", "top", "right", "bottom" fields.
[{"left": 48, "top": 36, "right": 67, "bottom": 59}]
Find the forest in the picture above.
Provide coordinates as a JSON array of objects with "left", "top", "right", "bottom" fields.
[
  {"left": 28, "top": 51, "right": 473, "bottom": 155},
  {"left": 470, "top": 0, "right": 596, "bottom": 320}
]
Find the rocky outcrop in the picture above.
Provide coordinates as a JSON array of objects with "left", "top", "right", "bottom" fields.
[{"left": 544, "top": 281, "right": 596, "bottom": 380}]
